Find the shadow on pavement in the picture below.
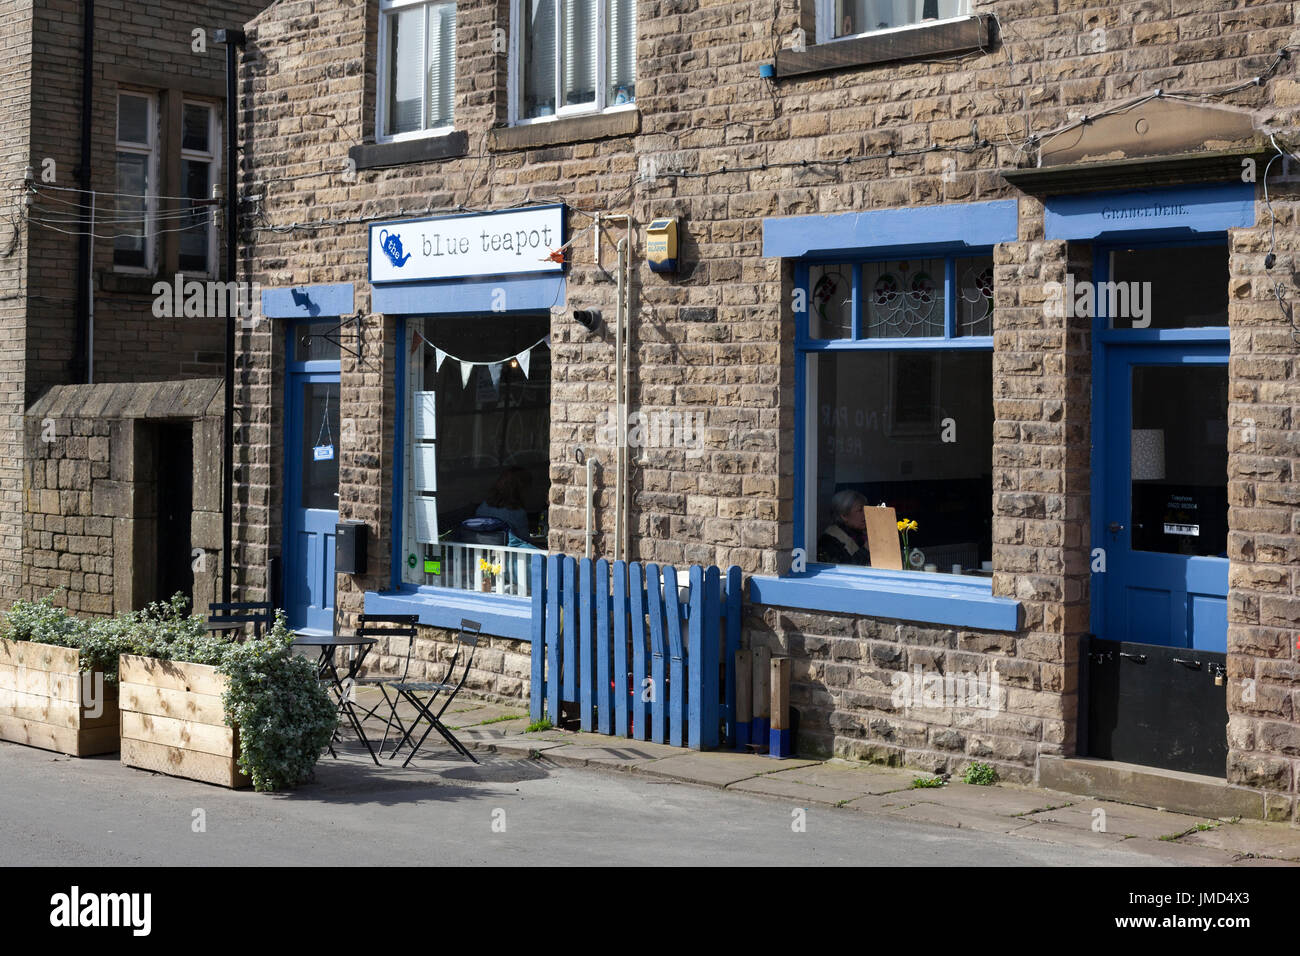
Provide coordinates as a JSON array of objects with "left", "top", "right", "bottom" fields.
[{"left": 275, "top": 738, "right": 551, "bottom": 806}]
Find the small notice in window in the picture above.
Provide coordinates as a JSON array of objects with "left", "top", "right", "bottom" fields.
[
  {"left": 413, "top": 391, "right": 437, "bottom": 440},
  {"left": 313, "top": 444, "right": 335, "bottom": 461},
  {"left": 414, "top": 497, "right": 438, "bottom": 544},
  {"left": 1164, "top": 522, "right": 1199, "bottom": 536}
]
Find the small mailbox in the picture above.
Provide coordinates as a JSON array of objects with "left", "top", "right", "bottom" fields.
[
  {"left": 646, "top": 217, "right": 678, "bottom": 274},
  {"left": 336, "top": 520, "right": 368, "bottom": 575}
]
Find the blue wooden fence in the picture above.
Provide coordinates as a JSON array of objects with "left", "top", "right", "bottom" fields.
[{"left": 530, "top": 555, "right": 742, "bottom": 750}]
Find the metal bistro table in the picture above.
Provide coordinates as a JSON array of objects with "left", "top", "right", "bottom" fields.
[{"left": 291, "top": 632, "right": 379, "bottom": 766}]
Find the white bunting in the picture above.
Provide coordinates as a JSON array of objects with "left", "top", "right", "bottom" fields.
[{"left": 413, "top": 334, "right": 550, "bottom": 384}]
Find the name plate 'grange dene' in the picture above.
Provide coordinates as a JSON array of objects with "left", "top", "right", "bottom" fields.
[{"left": 369, "top": 205, "right": 565, "bottom": 283}]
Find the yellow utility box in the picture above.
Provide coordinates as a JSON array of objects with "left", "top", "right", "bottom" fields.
[{"left": 646, "top": 217, "right": 678, "bottom": 274}]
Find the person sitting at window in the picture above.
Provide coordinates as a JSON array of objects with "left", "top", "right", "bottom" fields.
[
  {"left": 817, "top": 489, "right": 870, "bottom": 565},
  {"left": 476, "top": 467, "right": 533, "bottom": 541}
]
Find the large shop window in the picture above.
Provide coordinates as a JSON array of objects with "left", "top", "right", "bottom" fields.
[
  {"left": 817, "top": 0, "right": 970, "bottom": 43},
  {"left": 512, "top": 0, "right": 637, "bottom": 122},
  {"left": 802, "top": 253, "right": 994, "bottom": 575},
  {"left": 402, "top": 315, "right": 551, "bottom": 597},
  {"left": 379, "top": 0, "right": 458, "bottom": 140}
]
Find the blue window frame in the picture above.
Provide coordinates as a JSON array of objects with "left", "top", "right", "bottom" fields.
[
  {"left": 1090, "top": 235, "right": 1230, "bottom": 345},
  {"left": 768, "top": 243, "right": 1020, "bottom": 630},
  {"left": 796, "top": 253, "right": 996, "bottom": 349},
  {"left": 795, "top": 249, "right": 996, "bottom": 562},
  {"left": 367, "top": 314, "right": 549, "bottom": 641}
]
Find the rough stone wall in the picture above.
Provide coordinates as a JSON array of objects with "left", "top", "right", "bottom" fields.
[
  {"left": 23, "top": 0, "right": 275, "bottom": 400},
  {"left": 23, "top": 380, "right": 225, "bottom": 615},
  {"left": 23, "top": 416, "right": 115, "bottom": 615},
  {"left": 0, "top": 1, "right": 33, "bottom": 607},
  {"left": 747, "top": 606, "right": 1040, "bottom": 783},
  {"left": 237, "top": 0, "right": 1300, "bottom": 818},
  {"left": 986, "top": 209, "right": 1094, "bottom": 763},
  {"left": 0, "top": 0, "right": 275, "bottom": 611},
  {"left": 1225, "top": 177, "right": 1300, "bottom": 818}
]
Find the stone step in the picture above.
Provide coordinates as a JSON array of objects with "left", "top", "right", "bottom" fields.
[{"left": 1039, "top": 756, "right": 1274, "bottom": 821}]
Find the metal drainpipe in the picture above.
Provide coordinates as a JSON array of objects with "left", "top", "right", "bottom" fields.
[
  {"left": 621, "top": 225, "right": 632, "bottom": 561},
  {"left": 577, "top": 447, "right": 594, "bottom": 559},
  {"left": 216, "top": 28, "right": 246, "bottom": 605},
  {"left": 72, "top": 0, "right": 94, "bottom": 385},
  {"left": 615, "top": 238, "right": 627, "bottom": 561}
]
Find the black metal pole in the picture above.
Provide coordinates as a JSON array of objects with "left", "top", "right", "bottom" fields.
[{"left": 216, "top": 28, "right": 245, "bottom": 605}]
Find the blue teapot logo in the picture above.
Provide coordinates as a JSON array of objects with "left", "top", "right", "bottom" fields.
[{"left": 378, "top": 228, "right": 411, "bottom": 268}]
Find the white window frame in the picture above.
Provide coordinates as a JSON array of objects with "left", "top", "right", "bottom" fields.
[
  {"left": 508, "top": 0, "right": 637, "bottom": 127},
  {"left": 179, "top": 100, "right": 220, "bottom": 278},
  {"left": 114, "top": 90, "right": 159, "bottom": 275},
  {"left": 813, "top": 0, "right": 973, "bottom": 46},
  {"left": 376, "top": 0, "right": 457, "bottom": 144}
]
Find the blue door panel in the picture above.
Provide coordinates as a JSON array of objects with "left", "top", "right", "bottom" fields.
[
  {"left": 283, "top": 327, "right": 341, "bottom": 635},
  {"left": 1191, "top": 595, "right": 1228, "bottom": 653},
  {"left": 1125, "top": 587, "right": 1171, "bottom": 645},
  {"left": 288, "top": 529, "right": 312, "bottom": 610},
  {"left": 1095, "top": 344, "right": 1228, "bottom": 650}
]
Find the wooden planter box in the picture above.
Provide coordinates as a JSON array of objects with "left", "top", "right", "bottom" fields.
[
  {"left": 0, "top": 639, "right": 119, "bottom": 755},
  {"left": 118, "top": 654, "right": 249, "bottom": 788}
]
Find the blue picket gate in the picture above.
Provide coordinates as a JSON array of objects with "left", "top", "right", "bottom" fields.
[{"left": 530, "top": 554, "right": 742, "bottom": 750}]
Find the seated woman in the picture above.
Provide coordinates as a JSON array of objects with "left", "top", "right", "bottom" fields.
[
  {"left": 475, "top": 467, "right": 534, "bottom": 542},
  {"left": 817, "top": 489, "right": 870, "bottom": 565}
]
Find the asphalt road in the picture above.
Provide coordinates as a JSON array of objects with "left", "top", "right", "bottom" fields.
[{"left": 0, "top": 740, "right": 1203, "bottom": 867}]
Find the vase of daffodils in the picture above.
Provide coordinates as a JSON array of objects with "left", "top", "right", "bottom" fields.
[
  {"left": 897, "top": 518, "right": 921, "bottom": 568},
  {"left": 479, "top": 557, "right": 503, "bottom": 592}
]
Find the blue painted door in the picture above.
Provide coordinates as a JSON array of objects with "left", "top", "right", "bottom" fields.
[
  {"left": 284, "top": 326, "right": 342, "bottom": 635},
  {"left": 1098, "top": 344, "right": 1229, "bottom": 651}
]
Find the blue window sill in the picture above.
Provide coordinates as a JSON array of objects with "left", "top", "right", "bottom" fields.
[
  {"left": 748, "top": 565, "right": 1021, "bottom": 632},
  {"left": 364, "top": 585, "right": 533, "bottom": 641}
]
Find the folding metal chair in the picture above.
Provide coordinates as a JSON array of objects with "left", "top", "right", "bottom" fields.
[
  {"left": 388, "top": 618, "right": 482, "bottom": 767},
  {"left": 205, "top": 602, "right": 275, "bottom": 641},
  {"left": 346, "top": 614, "right": 421, "bottom": 757}
]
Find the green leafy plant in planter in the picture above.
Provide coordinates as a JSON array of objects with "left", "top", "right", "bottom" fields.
[
  {"left": 6, "top": 593, "right": 337, "bottom": 792},
  {"left": 218, "top": 623, "right": 338, "bottom": 792},
  {"left": 137, "top": 613, "right": 338, "bottom": 792},
  {"left": 2, "top": 592, "right": 203, "bottom": 683}
]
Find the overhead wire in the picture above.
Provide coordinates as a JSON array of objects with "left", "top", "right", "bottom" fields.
[{"left": 4, "top": 42, "right": 1297, "bottom": 264}]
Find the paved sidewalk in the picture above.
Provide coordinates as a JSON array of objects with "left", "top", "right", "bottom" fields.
[{"left": 356, "top": 689, "right": 1300, "bottom": 866}]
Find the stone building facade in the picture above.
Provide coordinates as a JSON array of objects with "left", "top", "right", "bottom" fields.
[
  {"left": 235, "top": 0, "right": 1300, "bottom": 821},
  {"left": 0, "top": 0, "right": 275, "bottom": 612},
  {"left": 24, "top": 380, "right": 225, "bottom": 615}
]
